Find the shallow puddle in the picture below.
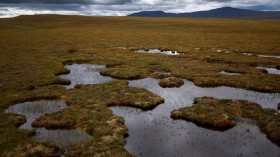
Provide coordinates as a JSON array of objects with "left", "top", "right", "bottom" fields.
[
  {"left": 59, "top": 64, "right": 114, "bottom": 89},
  {"left": 60, "top": 64, "right": 280, "bottom": 156},
  {"left": 135, "top": 49, "right": 180, "bottom": 55},
  {"left": 257, "top": 66, "right": 280, "bottom": 75},
  {"left": 5, "top": 100, "right": 91, "bottom": 149},
  {"left": 242, "top": 53, "right": 280, "bottom": 59},
  {"left": 6, "top": 100, "right": 67, "bottom": 129},
  {"left": 153, "top": 71, "right": 171, "bottom": 75},
  {"left": 220, "top": 71, "right": 241, "bottom": 75},
  {"left": 257, "top": 55, "right": 280, "bottom": 59},
  {"left": 128, "top": 78, "right": 279, "bottom": 109}
]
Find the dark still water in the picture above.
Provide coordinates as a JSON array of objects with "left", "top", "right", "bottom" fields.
[
  {"left": 111, "top": 78, "right": 280, "bottom": 157},
  {"left": 62, "top": 64, "right": 280, "bottom": 156}
]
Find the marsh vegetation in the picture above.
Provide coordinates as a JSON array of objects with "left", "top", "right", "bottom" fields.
[
  {"left": 57, "top": 64, "right": 280, "bottom": 156},
  {"left": 0, "top": 15, "right": 280, "bottom": 156}
]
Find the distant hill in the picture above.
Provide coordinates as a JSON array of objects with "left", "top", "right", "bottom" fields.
[{"left": 128, "top": 7, "right": 280, "bottom": 18}]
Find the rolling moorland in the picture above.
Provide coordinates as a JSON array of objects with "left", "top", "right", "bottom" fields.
[{"left": 0, "top": 15, "right": 280, "bottom": 156}]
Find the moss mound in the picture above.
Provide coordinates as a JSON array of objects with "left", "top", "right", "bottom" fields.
[{"left": 158, "top": 77, "right": 184, "bottom": 88}]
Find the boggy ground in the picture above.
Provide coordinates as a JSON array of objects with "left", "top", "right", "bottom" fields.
[
  {"left": 33, "top": 80, "right": 163, "bottom": 156},
  {"left": 171, "top": 97, "right": 280, "bottom": 146},
  {"left": 1, "top": 81, "right": 163, "bottom": 156},
  {"left": 0, "top": 15, "right": 280, "bottom": 156}
]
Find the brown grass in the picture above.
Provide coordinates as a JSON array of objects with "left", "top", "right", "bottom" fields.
[{"left": 1, "top": 15, "right": 280, "bottom": 156}]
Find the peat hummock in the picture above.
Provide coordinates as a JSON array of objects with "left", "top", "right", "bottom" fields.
[
  {"left": 58, "top": 64, "right": 164, "bottom": 110},
  {"left": 158, "top": 77, "right": 184, "bottom": 88},
  {"left": 152, "top": 71, "right": 171, "bottom": 78}
]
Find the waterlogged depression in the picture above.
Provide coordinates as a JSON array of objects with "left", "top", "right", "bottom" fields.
[
  {"left": 33, "top": 128, "right": 90, "bottom": 149},
  {"left": 6, "top": 100, "right": 67, "bottom": 129},
  {"left": 61, "top": 64, "right": 280, "bottom": 156},
  {"left": 59, "top": 64, "right": 114, "bottom": 89},
  {"left": 257, "top": 66, "right": 280, "bottom": 75},
  {"left": 242, "top": 53, "right": 280, "bottom": 59},
  {"left": 219, "top": 70, "right": 241, "bottom": 76},
  {"left": 135, "top": 49, "right": 180, "bottom": 55},
  {"left": 5, "top": 100, "right": 91, "bottom": 149}
]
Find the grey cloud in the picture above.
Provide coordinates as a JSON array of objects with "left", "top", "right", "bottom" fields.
[
  {"left": 0, "top": 0, "right": 132, "bottom": 5},
  {"left": 0, "top": 0, "right": 279, "bottom": 18},
  {"left": 0, "top": 8, "right": 8, "bottom": 11},
  {"left": 0, "top": 3, "right": 82, "bottom": 11},
  {"left": 207, "top": 0, "right": 233, "bottom": 2}
]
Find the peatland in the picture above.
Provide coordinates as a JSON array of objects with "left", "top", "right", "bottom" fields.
[{"left": 0, "top": 15, "right": 280, "bottom": 156}]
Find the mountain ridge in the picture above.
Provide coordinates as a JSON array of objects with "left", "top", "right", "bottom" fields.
[{"left": 128, "top": 7, "right": 280, "bottom": 18}]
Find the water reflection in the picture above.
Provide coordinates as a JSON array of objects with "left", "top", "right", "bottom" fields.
[
  {"left": 128, "top": 78, "right": 279, "bottom": 109},
  {"left": 220, "top": 71, "right": 241, "bottom": 76},
  {"left": 135, "top": 49, "right": 180, "bottom": 55},
  {"left": 242, "top": 53, "right": 280, "bottom": 59},
  {"left": 113, "top": 106, "right": 280, "bottom": 157},
  {"left": 59, "top": 64, "right": 114, "bottom": 89},
  {"left": 59, "top": 64, "right": 280, "bottom": 156},
  {"left": 257, "top": 66, "right": 280, "bottom": 75},
  {"left": 34, "top": 128, "right": 91, "bottom": 149},
  {"left": 6, "top": 100, "right": 67, "bottom": 129},
  {"left": 110, "top": 78, "right": 280, "bottom": 157},
  {"left": 5, "top": 100, "right": 91, "bottom": 149}
]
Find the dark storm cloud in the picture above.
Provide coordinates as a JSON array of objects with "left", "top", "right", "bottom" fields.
[
  {"left": 0, "top": 0, "right": 132, "bottom": 5},
  {"left": 0, "top": 0, "right": 279, "bottom": 17}
]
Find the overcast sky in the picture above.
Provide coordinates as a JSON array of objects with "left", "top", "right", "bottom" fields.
[{"left": 0, "top": 0, "right": 279, "bottom": 18}]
